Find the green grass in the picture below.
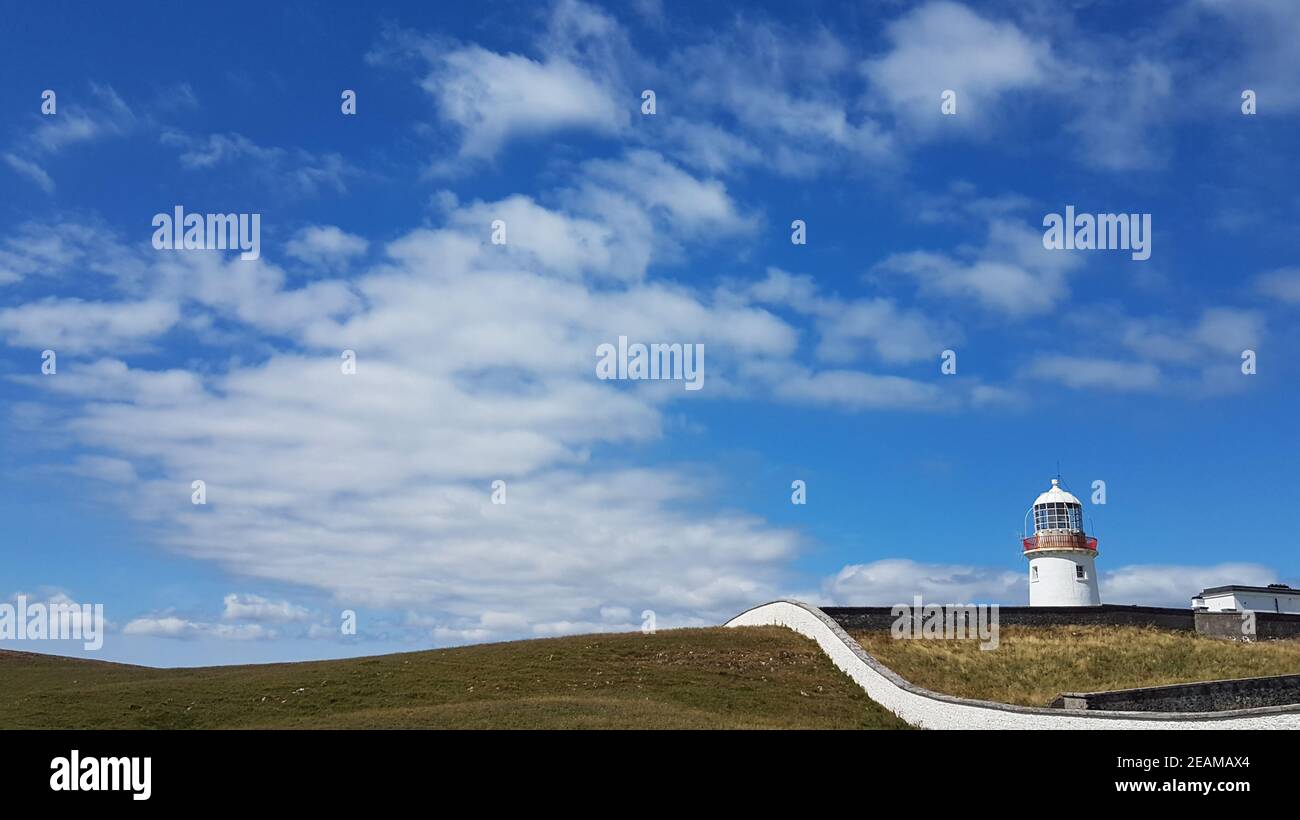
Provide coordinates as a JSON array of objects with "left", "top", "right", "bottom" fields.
[
  {"left": 0, "top": 626, "right": 908, "bottom": 729},
  {"left": 853, "top": 625, "right": 1300, "bottom": 707}
]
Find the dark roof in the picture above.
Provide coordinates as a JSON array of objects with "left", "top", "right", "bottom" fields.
[{"left": 1196, "top": 584, "right": 1298, "bottom": 597}]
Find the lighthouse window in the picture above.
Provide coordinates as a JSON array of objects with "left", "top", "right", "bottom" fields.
[
  {"left": 1032, "top": 566, "right": 1039, "bottom": 581},
  {"left": 1067, "top": 504, "right": 1082, "bottom": 531},
  {"left": 1034, "top": 502, "right": 1082, "bottom": 531},
  {"left": 1076, "top": 565, "right": 1086, "bottom": 580},
  {"left": 1034, "top": 506, "right": 1053, "bottom": 530}
]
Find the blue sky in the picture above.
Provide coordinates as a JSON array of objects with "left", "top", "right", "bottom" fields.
[{"left": 2, "top": 0, "right": 1298, "bottom": 666}]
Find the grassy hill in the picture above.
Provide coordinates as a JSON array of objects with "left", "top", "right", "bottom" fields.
[
  {"left": 0, "top": 626, "right": 909, "bottom": 729},
  {"left": 10, "top": 623, "right": 1296, "bottom": 727},
  {"left": 855, "top": 625, "right": 1300, "bottom": 707}
]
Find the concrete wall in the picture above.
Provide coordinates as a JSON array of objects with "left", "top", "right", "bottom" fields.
[
  {"left": 726, "top": 600, "right": 1300, "bottom": 729},
  {"left": 1055, "top": 674, "right": 1300, "bottom": 712}
]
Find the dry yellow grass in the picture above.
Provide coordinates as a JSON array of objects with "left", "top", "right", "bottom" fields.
[{"left": 853, "top": 625, "right": 1300, "bottom": 707}]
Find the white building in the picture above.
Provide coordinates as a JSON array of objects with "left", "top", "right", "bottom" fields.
[
  {"left": 1023, "top": 478, "right": 1101, "bottom": 607},
  {"left": 1192, "top": 584, "right": 1300, "bottom": 614}
]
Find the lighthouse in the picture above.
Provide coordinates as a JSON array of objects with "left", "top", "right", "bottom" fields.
[{"left": 1023, "top": 478, "right": 1101, "bottom": 606}]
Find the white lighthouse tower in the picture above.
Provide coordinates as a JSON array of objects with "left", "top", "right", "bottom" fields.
[{"left": 1023, "top": 478, "right": 1101, "bottom": 606}]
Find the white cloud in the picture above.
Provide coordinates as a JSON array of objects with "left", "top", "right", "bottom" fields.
[
  {"left": 20, "top": 358, "right": 203, "bottom": 405},
  {"left": 1026, "top": 307, "right": 1265, "bottom": 394},
  {"left": 857, "top": 2, "right": 1182, "bottom": 170},
  {"left": 450, "top": 194, "right": 625, "bottom": 280},
  {"left": 425, "top": 46, "right": 627, "bottom": 159},
  {"left": 68, "top": 455, "right": 140, "bottom": 483},
  {"left": 445, "top": 151, "right": 755, "bottom": 281},
  {"left": 658, "top": 121, "right": 763, "bottom": 176},
  {"left": 374, "top": 2, "right": 634, "bottom": 164},
  {"left": 1, "top": 83, "right": 138, "bottom": 192},
  {"left": 664, "top": 20, "right": 893, "bottom": 174},
  {"left": 749, "top": 268, "right": 952, "bottom": 366},
  {"left": 27, "top": 83, "right": 137, "bottom": 155},
  {"left": 1255, "top": 267, "right": 1300, "bottom": 304},
  {"left": 825, "top": 559, "right": 1025, "bottom": 606},
  {"left": 745, "top": 361, "right": 951, "bottom": 411},
  {"left": 1064, "top": 58, "right": 1174, "bottom": 171},
  {"left": 1102, "top": 563, "right": 1280, "bottom": 608},
  {"left": 1196, "top": 0, "right": 1300, "bottom": 112},
  {"left": 222, "top": 593, "right": 311, "bottom": 623},
  {"left": 121, "top": 617, "right": 202, "bottom": 638},
  {"left": 123, "top": 616, "right": 275, "bottom": 641},
  {"left": 819, "top": 300, "right": 950, "bottom": 365},
  {"left": 163, "top": 131, "right": 277, "bottom": 169},
  {"left": 1024, "top": 355, "right": 1162, "bottom": 391},
  {"left": 1192, "top": 307, "right": 1264, "bottom": 355},
  {"left": 0, "top": 298, "right": 179, "bottom": 353},
  {"left": 150, "top": 251, "right": 359, "bottom": 337},
  {"left": 878, "top": 217, "right": 1082, "bottom": 316},
  {"left": 862, "top": 1, "right": 1052, "bottom": 131},
  {"left": 0, "top": 221, "right": 146, "bottom": 287},
  {"left": 160, "top": 131, "right": 359, "bottom": 195},
  {"left": 747, "top": 268, "right": 823, "bottom": 312},
  {"left": 3, "top": 153, "right": 54, "bottom": 193},
  {"left": 285, "top": 225, "right": 369, "bottom": 269},
  {"left": 577, "top": 150, "right": 755, "bottom": 238}
]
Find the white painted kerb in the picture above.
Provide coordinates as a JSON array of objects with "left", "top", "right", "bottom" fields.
[{"left": 725, "top": 600, "right": 1300, "bottom": 729}]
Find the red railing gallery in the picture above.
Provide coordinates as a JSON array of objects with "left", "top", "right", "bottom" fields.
[{"left": 1022, "top": 534, "right": 1098, "bottom": 552}]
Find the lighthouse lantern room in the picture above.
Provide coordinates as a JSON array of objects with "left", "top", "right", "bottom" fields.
[{"left": 1023, "top": 478, "right": 1102, "bottom": 607}]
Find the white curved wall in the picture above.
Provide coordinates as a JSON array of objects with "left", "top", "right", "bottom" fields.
[
  {"left": 1029, "top": 551, "right": 1101, "bottom": 606},
  {"left": 726, "top": 600, "right": 1300, "bottom": 729}
]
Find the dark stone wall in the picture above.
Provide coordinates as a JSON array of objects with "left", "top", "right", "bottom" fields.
[
  {"left": 1195, "top": 610, "right": 1300, "bottom": 641},
  {"left": 1055, "top": 674, "right": 1300, "bottom": 712},
  {"left": 823, "top": 604, "right": 1197, "bottom": 632}
]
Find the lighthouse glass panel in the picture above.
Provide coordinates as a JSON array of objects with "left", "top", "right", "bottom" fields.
[{"left": 1034, "top": 502, "right": 1083, "bottom": 532}]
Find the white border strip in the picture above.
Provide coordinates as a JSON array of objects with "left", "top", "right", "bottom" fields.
[{"left": 726, "top": 600, "right": 1300, "bottom": 729}]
